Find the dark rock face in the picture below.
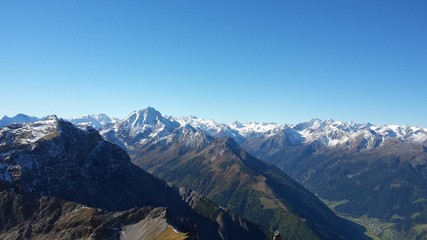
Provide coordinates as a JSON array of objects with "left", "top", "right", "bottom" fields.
[
  {"left": 0, "top": 190, "right": 185, "bottom": 240},
  {"left": 0, "top": 119, "right": 171, "bottom": 210},
  {"left": 0, "top": 119, "right": 265, "bottom": 239}
]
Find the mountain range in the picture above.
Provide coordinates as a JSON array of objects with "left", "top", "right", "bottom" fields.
[
  {"left": 178, "top": 114, "right": 427, "bottom": 239},
  {"left": 0, "top": 116, "right": 265, "bottom": 239},
  {"left": 176, "top": 114, "right": 427, "bottom": 239},
  {"left": 2, "top": 109, "right": 427, "bottom": 239},
  {"left": 99, "top": 108, "right": 367, "bottom": 240}
]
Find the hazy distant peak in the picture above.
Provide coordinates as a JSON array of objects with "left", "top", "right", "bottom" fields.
[
  {"left": 0, "top": 113, "right": 40, "bottom": 127},
  {"left": 230, "top": 121, "right": 244, "bottom": 128},
  {"left": 69, "top": 113, "right": 118, "bottom": 129}
]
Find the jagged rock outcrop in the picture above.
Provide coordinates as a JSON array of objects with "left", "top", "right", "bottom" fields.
[{"left": 0, "top": 191, "right": 191, "bottom": 240}]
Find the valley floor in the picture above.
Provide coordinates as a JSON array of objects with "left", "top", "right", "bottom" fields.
[{"left": 321, "top": 198, "right": 408, "bottom": 240}]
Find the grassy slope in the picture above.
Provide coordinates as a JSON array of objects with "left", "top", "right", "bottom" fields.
[
  {"left": 155, "top": 155, "right": 319, "bottom": 240},
  {"left": 143, "top": 138, "right": 369, "bottom": 240},
  {"left": 321, "top": 198, "right": 403, "bottom": 240}
]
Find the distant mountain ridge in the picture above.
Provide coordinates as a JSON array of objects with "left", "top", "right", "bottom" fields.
[
  {"left": 0, "top": 114, "right": 39, "bottom": 127},
  {"left": 0, "top": 113, "right": 119, "bottom": 130},
  {"left": 177, "top": 116, "right": 427, "bottom": 147},
  {"left": 5, "top": 112, "right": 426, "bottom": 146},
  {"left": 69, "top": 114, "right": 119, "bottom": 129}
]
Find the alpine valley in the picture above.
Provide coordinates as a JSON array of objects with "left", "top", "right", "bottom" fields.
[
  {"left": 1, "top": 108, "right": 426, "bottom": 239},
  {"left": 171, "top": 114, "right": 427, "bottom": 240}
]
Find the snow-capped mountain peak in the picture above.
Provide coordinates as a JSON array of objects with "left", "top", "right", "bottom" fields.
[
  {"left": 227, "top": 121, "right": 283, "bottom": 138},
  {"left": 101, "top": 107, "right": 182, "bottom": 145},
  {"left": 290, "top": 119, "right": 427, "bottom": 148},
  {"left": 69, "top": 113, "right": 118, "bottom": 129},
  {"left": 173, "top": 115, "right": 427, "bottom": 149},
  {"left": 124, "top": 107, "right": 177, "bottom": 129},
  {"left": 175, "top": 115, "right": 229, "bottom": 136},
  {"left": 229, "top": 121, "right": 244, "bottom": 129},
  {"left": 127, "top": 109, "right": 156, "bottom": 128}
]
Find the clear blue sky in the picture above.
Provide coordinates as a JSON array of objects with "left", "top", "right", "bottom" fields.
[{"left": 1, "top": 1, "right": 426, "bottom": 126}]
